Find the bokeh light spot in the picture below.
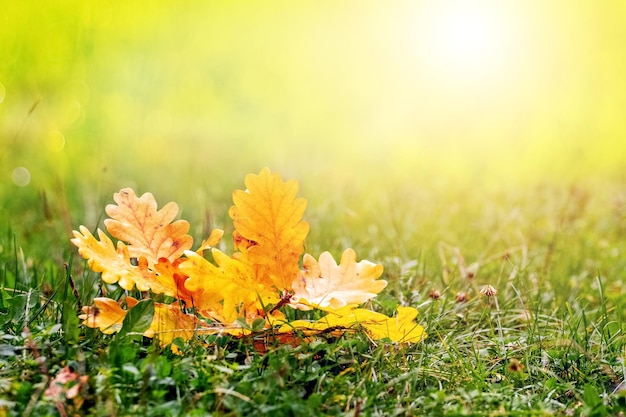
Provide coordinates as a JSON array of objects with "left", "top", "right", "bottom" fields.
[
  {"left": 0, "top": 82, "right": 5, "bottom": 103},
  {"left": 12, "top": 167, "right": 31, "bottom": 187}
]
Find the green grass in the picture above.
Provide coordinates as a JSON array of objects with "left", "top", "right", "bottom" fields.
[{"left": 1, "top": 176, "right": 625, "bottom": 416}]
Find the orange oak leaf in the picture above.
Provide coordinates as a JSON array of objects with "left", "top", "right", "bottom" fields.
[
  {"left": 291, "top": 249, "right": 387, "bottom": 309},
  {"left": 280, "top": 305, "right": 426, "bottom": 343},
  {"left": 152, "top": 258, "right": 195, "bottom": 306},
  {"left": 71, "top": 226, "right": 178, "bottom": 295},
  {"left": 229, "top": 168, "right": 309, "bottom": 290},
  {"left": 104, "top": 188, "right": 193, "bottom": 265},
  {"left": 181, "top": 249, "right": 279, "bottom": 324},
  {"left": 78, "top": 296, "right": 138, "bottom": 334}
]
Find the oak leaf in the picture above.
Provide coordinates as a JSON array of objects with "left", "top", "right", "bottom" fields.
[
  {"left": 71, "top": 226, "right": 177, "bottom": 295},
  {"left": 229, "top": 168, "right": 309, "bottom": 290},
  {"left": 291, "top": 249, "right": 387, "bottom": 309},
  {"left": 143, "top": 303, "right": 204, "bottom": 348},
  {"left": 181, "top": 249, "right": 279, "bottom": 324},
  {"left": 104, "top": 188, "right": 193, "bottom": 265},
  {"left": 44, "top": 365, "right": 89, "bottom": 410},
  {"left": 144, "top": 303, "right": 279, "bottom": 348},
  {"left": 78, "top": 296, "right": 138, "bottom": 334},
  {"left": 195, "top": 228, "right": 225, "bottom": 254},
  {"left": 152, "top": 257, "right": 195, "bottom": 307},
  {"left": 280, "top": 305, "right": 426, "bottom": 343}
]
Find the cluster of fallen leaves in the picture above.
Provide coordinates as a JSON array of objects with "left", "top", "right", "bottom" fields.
[{"left": 72, "top": 168, "right": 425, "bottom": 351}]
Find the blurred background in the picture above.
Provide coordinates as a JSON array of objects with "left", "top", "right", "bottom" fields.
[{"left": 1, "top": 0, "right": 626, "bottom": 257}]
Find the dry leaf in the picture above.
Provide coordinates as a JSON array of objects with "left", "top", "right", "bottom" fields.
[
  {"left": 143, "top": 303, "right": 204, "bottom": 348},
  {"left": 104, "top": 188, "right": 193, "bottom": 264},
  {"left": 181, "top": 249, "right": 279, "bottom": 324},
  {"left": 280, "top": 305, "right": 426, "bottom": 343},
  {"left": 195, "top": 228, "right": 225, "bottom": 254},
  {"left": 291, "top": 249, "right": 387, "bottom": 309},
  {"left": 44, "top": 366, "right": 89, "bottom": 407},
  {"left": 229, "top": 167, "right": 309, "bottom": 290},
  {"left": 152, "top": 258, "right": 195, "bottom": 307},
  {"left": 78, "top": 296, "right": 138, "bottom": 334},
  {"left": 71, "top": 226, "right": 178, "bottom": 295}
]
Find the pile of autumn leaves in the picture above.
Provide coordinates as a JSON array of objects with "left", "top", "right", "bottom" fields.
[{"left": 72, "top": 168, "right": 425, "bottom": 350}]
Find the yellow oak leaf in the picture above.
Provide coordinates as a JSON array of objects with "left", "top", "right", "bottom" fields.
[
  {"left": 229, "top": 167, "right": 309, "bottom": 290},
  {"left": 104, "top": 188, "right": 193, "bottom": 265},
  {"left": 180, "top": 249, "right": 279, "bottom": 324},
  {"left": 71, "top": 226, "right": 177, "bottom": 295},
  {"left": 279, "top": 305, "right": 426, "bottom": 343},
  {"left": 291, "top": 249, "right": 387, "bottom": 309},
  {"left": 195, "top": 229, "right": 225, "bottom": 254},
  {"left": 144, "top": 303, "right": 203, "bottom": 348},
  {"left": 145, "top": 303, "right": 263, "bottom": 348}
]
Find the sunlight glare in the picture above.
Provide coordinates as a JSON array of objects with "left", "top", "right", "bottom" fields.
[
  {"left": 418, "top": 2, "right": 515, "bottom": 82},
  {"left": 437, "top": 10, "right": 494, "bottom": 68}
]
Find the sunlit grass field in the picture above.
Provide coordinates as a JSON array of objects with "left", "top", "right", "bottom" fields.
[{"left": 2, "top": 1, "right": 626, "bottom": 415}]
